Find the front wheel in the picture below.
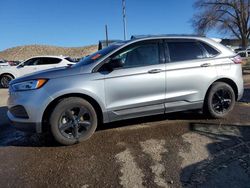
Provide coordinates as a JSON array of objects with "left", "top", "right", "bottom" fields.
[
  {"left": 50, "top": 97, "right": 98, "bottom": 145},
  {"left": 204, "top": 82, "right": 236, "bottom": 119},
  {"left": 0, "top": 74, "right": 14, "bottom": 88}
]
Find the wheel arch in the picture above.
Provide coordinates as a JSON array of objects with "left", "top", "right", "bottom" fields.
[
  {"left": 42, "top": 93, "right": 104, "bottom": 132},
  {"left": 0, "top": 72, "right": 15, "bottom": 78},
  {"left": 205, "top": 78, "right": 238, "bottom": 101}
]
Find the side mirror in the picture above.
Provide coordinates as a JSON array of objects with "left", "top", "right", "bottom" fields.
[
  {"left": 108, "top": 58, "right": 124, "bottom": 70},
  {"left": 98, "top": 58, "right": 124, "bottom": 72}
]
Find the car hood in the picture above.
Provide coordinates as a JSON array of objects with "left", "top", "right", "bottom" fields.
[{"left": 10, "top": 66, "right": 88, "bottom": 84}]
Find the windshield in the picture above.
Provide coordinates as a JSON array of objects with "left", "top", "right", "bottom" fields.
[{"left": 73, "top": 43, "right": 124, "bottom": 67}]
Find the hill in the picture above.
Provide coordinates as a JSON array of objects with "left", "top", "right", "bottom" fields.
[{"left": 0, "top": 45, "right": 98, "bottom": 61}]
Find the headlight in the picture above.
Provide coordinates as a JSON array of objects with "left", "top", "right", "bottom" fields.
[{"left": 11, "top": 79, "right": 48, "bottom": 91}]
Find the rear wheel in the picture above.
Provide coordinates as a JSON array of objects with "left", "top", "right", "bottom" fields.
[
  {"left": 50, "top": 97, "right": 98, "bottom": 145},
  {"left": 0, "top": 74, "right": 14, "bottom": 88},
  {"left": 204, "top": 82, "right": 235, "bottom": 118}
]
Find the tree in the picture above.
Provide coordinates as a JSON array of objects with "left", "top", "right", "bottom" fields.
[{"left": 192, "top": 0, "right": 250, "bottom": 48}]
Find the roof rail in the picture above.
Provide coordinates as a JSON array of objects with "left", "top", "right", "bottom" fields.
[{"left": 130, "top": 34, "right": 205, "bottom": 39}]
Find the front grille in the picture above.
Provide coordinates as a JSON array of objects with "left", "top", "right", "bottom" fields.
[{"left": 9, "top": 105, "right": 29, "bottom": 119}]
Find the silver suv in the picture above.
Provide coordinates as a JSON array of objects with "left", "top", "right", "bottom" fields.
[{"left": 7, "top": 35, "right": 244, "bottom": 145}]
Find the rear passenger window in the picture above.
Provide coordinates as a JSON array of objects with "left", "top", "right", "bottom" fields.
[
  {"left": 37, "top": 58, "right": 61, "bottom": 65},
  {"left": 167, "top": 41, "right": 205, "bottom": 62},
  {"left": 200, "top": 42, "right": 219, "bottom": 57}
]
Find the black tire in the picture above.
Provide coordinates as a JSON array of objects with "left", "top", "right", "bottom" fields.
[
  {"left": 0, "top": 74, "right": 14, "bottom": 88},
  {"left": 50, "top": 97, "right": 98, "bottom": 145},
  {"left": 204, "top": 82, "right": 235, "bottom": 118}
]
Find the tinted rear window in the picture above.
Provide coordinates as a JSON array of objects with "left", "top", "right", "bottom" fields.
[
  {"left": 200, "top": 42, "right": 219, "bottom": 57},
  {"left": 36, "top": 58, "right": 61, "bottom": 65},
  {"left": 167, "top": 41, "right": 205, "bottom": 62}
]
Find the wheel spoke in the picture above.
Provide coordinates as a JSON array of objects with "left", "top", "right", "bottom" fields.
[
  {"left": 223, "top": 99, "right": 231, "bottom": 103},
  {"left": 222, "top": 89, "right": 228, "bottom": 98},
  {"left": 59, "top": 122, "right": 73, "bottom": 131},
  {"left": 214, "top": 92, "right": 221, "bottom": 100},
  {"left": 77, "top": 107, "right": 87, "bottom": 119},
  {"left": 73, "top": 125, "right": 79, "bottom": 138},
  {"left": 79, "top": 121, "right": 91, "bottom": 130},
  {"left": 65, "top": 110, "right": 74, "bottom": 120},
  {"left": 213, "top": 102, "right": 221, "bottom": 109}
]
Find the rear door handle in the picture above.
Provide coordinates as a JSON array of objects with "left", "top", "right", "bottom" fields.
[
  {"left": 200, "top": 63, "right": 211, "bottom": 67},
  {"left": 148, "top": 69, "right": 162, "bottom": 74}
]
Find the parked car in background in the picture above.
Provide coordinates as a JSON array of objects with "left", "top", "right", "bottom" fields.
[
  {"left": 7, "top": 61, "right": 21, "bottom": 66},
  {"left": 237, "top": 49, "right": 250, "bottom": 72},
  {"left": 237, "top": 50, "right": 250, "bottom": 58},
  {"left": 236, "top": 50, "right": 250, "bottom": 66},
  {"left": 0, "top": 56, "right": 77, "bottom": 88},
  {"left": 0, "top": 59, "right": 10, "bottom": 67},
  {"left": 0, "top": 60, "right": 21, "bottom": 67},
  {"left": 7, "top": 35, "right": 244, "bottom": 145}
]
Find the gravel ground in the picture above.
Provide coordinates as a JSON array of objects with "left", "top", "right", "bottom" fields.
[{"left": 0, "top": 77, "right": 250, "bottom": 188}]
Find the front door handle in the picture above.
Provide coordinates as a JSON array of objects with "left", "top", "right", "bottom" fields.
[
  {"left": 148, "top": 69, "right": 162, "bottom": 74},
  {"left": 200, "top": 63, "right": 211, "bottom": 67}
]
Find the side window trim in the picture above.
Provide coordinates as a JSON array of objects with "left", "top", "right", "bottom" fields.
[
  {"left": 196, "top": 41, "right": 208, "bottom": 58},
  {"left": 163, "top": 40, "right": 170, "bottom": 63},
  {"left": 159, "top": 40, "right": 167, "bottom": 64}
]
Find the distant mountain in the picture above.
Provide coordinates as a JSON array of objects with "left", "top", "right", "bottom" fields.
[{"left": 0, "top": 45, "right": 98, "bottom": 61}]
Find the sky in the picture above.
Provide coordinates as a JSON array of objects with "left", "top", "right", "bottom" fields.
[{"left": 0, "top": 0, "right": 221, "bottom": 51}]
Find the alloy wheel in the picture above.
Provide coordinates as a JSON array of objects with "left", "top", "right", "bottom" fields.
[
  {"left": 58, "top": 107, "right": 93, "bottom": 139},
  {"left": 1, "top": 76, "right": 12, "bottom": 88},
  {"left": 212, "top": 89, "right": 233, "bottom": 114}
]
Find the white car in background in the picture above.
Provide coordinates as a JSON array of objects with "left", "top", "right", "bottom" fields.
[
  {"left": 237, "top": 50, "right": 250, "bottom": 58},
  {"left": 0, "top": 60, "right": 10, "bottom": 67},
  {"left": 0, "top": 56, "right": 77, "bottom": 88}
]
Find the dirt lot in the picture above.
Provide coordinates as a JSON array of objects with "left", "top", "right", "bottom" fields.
[{"left": 0, "top": 76, "right": 250, "bottom": 188}]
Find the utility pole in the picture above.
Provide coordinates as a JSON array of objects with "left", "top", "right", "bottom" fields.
[
  {"left": 122, "top": 0, "right": 127, "bottom": 40},
  {"left": 105, "top": 24, "right": 109, "bottom": 47}
]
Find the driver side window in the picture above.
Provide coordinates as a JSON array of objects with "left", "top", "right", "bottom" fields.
[
  {"left": 112, "top": 42, "right": 160, "bottom": 69},
  {"left": 23, "top": 58, "right": 40, "bottom": 66}
]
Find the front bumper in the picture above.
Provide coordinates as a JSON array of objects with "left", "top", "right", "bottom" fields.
[
  {"left": 7, "top": 87, "right": 53, "bottom": 133},
  {"left": 7, "top": 111, "right": 42, "bottom": 133}
]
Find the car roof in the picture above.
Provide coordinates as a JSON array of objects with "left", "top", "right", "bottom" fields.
[
  {"left": 130, "top": 34, "right": 205, "bottom": 40},
  {"left": 126, "top": 34, "right": 223, "bottom": 47},
  {"left": 28, "top": 55, "right": 68, "bottom": 59},
  {"left": 129, "top": 34, "right": 221, "bottom": 45}
]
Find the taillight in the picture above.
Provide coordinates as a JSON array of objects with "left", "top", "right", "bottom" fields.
[{"left": 231, "top": 55, "right": 243, "bottom": 64}]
